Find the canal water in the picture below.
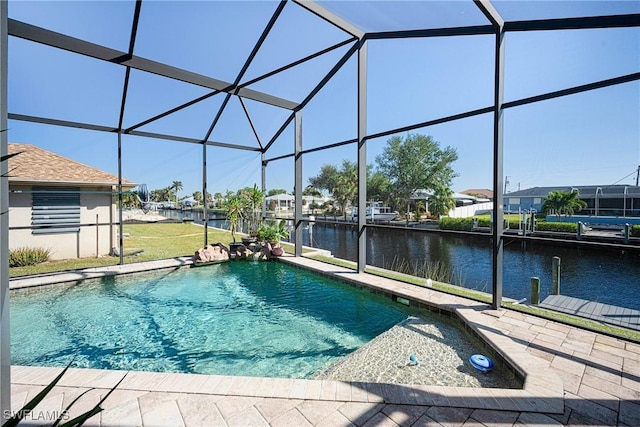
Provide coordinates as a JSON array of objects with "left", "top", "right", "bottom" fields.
[{"left": 163, "top": 209, "right": 640, "bottom": 311}]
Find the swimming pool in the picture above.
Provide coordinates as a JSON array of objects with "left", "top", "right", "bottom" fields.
[{"left": 12, "top": 262, "right": 501, "bottom": 382}]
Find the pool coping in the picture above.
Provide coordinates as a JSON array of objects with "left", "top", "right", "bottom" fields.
[{"left": 9, "top": 255, "right": 565, "bottom": 414}]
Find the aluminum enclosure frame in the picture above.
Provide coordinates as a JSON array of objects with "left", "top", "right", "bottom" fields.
[{"left": 1, "top": 0, "right": 639, "bottom": 416}]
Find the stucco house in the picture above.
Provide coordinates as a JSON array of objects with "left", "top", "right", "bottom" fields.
[
  {"left": 504, "top": 185, "right": 640, "bottom": 217},
  {"left": 7, "top": 143, "right": 136, "bottom": 260},
  {"left": 264, "top": 193, "right": 330, "bottom": 214}
]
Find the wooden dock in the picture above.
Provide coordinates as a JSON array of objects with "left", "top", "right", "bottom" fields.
[{"left": 539, "top": 295, "right": 640, "bottom": 331}]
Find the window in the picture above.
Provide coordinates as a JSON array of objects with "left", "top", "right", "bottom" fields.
[
  {"left": 509, "top": 198, "right": 520, "bottom": 205},
  {"left": 31, "top": 187, "right": 81, "bottom": 234}
]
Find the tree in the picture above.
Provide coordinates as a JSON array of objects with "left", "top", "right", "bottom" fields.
[
  {"left": 192, "top": 191, "right": 203, "bottom": 205},
  {"left": 213, "top": 192, "right": 223, "bottom": 208},
  {"left": 367, "top": 170, "right": 392, "bottom": 207},
  {"left": 413, "top": 200, "right": 425, "bottom": 221},
  {"left": 542, "top": 190, "right": 587, "bottom": 220},
  {"left": 333, "top": 160, "right": 358, "bottom": 218},
  {"left": 224, "top": 195, "right": 244, "bottom": 243},
  {"left": 427, "top": 184, "right": 456, "bottom": 217},
  {"left": 266, "top": 188, "right": 288, "bottom": 197},
  {"left": 171, "top": 180, "right": 183, "bottom": 205},
  {"left": 119, "top": 192, "right": 139, "bottom": 209},
  {"left": 243, "top": 184, "right": 264, "bottom": 233},
  {"left": 151, "top": 187, "right": 172, "bottom": 205},
  {"left": 302, "top": 185, "right": 322, "bottom": 197},
  {"left": 309, "top": 161, "right": 357, "bottom": 218},
  {"left": 376, "top": 133, "right": 458, "bottom": 216},
  {"left": 308, "top": 164, "right": 339, "bottom": 194}
]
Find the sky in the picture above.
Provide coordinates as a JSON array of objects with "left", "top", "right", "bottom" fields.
[{"left": 6, "top": 0, "right": 640, "bottom": 199}]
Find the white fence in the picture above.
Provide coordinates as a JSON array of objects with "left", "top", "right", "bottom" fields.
[{"left": 446, "top": 202, "right": 494, "bottom": 218}]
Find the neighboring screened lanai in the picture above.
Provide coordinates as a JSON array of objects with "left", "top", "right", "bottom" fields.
[{"left": 0, "top": 0, "right": 639, "bottom": 413}]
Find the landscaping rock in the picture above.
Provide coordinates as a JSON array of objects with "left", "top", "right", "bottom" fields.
[{"left": 193, "top": 243, "right": 230, "bottom": 264}]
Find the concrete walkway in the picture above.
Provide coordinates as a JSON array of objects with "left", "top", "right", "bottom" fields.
[{"left": 9, "top": 256, "right": 640, "bottom": 426}]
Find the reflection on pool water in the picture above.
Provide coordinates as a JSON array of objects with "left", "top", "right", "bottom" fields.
[{"left": 12, "top": 262, "right": 515, "bottom": 386}]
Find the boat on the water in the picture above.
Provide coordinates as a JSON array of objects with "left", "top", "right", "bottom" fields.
[{"left": 351, "top": 202, "right": 398, "bottom": 222}]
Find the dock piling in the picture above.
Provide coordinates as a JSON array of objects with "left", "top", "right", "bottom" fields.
[
  {"left": 531, "top": 277, "right": 540, "bottom": 305},
  {"left": 552, "top": 256, "right": 561, "bottom": 295},
  {"left": 624, "top": 223, "right": 630, "bottom": 244}
]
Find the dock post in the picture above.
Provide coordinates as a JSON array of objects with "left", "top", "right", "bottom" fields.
[
  {"left": 577, "top": 221, "right": 582, "bottom": 240},
  {"left": 531, "top": 277, "right": 540, "bottom": 305},
  {"left": 624, "top": 223, "right": 630, "bottom": 244},
  {"left": 552, "top": 256, "right": 561, "bottom": 295}
]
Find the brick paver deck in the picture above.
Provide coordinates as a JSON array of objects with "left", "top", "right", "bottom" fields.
[{"left": 9, "top": 256, "right": 640, "bottom": 426}]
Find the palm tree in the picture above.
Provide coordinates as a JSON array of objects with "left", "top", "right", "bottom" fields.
[
  {"left": 119, "top": 192, "right": 139, "bottom": 209},
  {"left": 152, "top": 187, "right": 173, "bottom": 206},
  {"left": 172, "top": 180, "right": 183, "bottom": 206},
  {"left": 225, "top": 195, "right": 244, "bottom": 243},
  {"left": 246, "top": 184, "right": 264, "bottom": 233},
  {"left": 427, "top": 184, "right": 456, "bottom": 218},
  {"left": 413, "top": 200, "right": 425, "bottom": 221},
  {"left": 213, "top": 192, "right": 223, "bottom": 208},
  {"left": 542, "top": 190, "right": 587, "bottom": 220},
  {"left": 192, "top": 191, "right": 202, "bottom": 206},
  {"left": 332, "top": 161, "right": 357, "bottom": 219}
]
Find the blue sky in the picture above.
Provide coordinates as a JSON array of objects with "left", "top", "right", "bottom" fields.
[{"left": 6, "top": 1, "right": 640, "bottom": 198}]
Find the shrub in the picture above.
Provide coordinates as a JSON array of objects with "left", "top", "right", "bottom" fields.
[
  {"left": 536, "top": 222, "right": 577, "bottom": 233},
  {"left": 477, "top": 217, "right": 492, "bottom": 227},
  {"left": 9, "top": 247, "right": 50, "bottom": 267},
  {"left": 439, "top": 217, "right": 473, "bottom": 231},
  {"left": 439, "top": 217, "right": 491, "bottom": 231},
  {"left": 506, "top": 219, "right": 521, "bottom": 229},
  {"left": 257, "top": 220, "right": 289, "bottom": 243},
  {"left": 440, "top": 217, "right": 576, "bottom": 233},
  {"left": 632, "top": 225, "right": 640, "bottom": 237}
]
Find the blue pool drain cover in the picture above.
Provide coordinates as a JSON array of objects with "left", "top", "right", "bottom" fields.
[{"left": 469, "top": 354, "right": 494, "bottom": 373}]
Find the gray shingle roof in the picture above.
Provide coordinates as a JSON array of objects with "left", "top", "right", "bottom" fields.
[{"left": 505, "top": 185, "right": 640, "bottom": 198}]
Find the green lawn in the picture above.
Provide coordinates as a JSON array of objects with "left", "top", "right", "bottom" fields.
[
  {"left": 10, "top": 223, "right": 235, "bottom": 277},
  {"left": 122, "top": 223, "right": 232, "bottom": 260},
  {"left": 9, "top": 221, "right": 322, "bottom": 277},
  {"left": 474, "top": 213, "right": 534, "bottom": 221}
]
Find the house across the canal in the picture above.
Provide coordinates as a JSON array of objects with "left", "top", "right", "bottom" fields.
[{"left": 504, "top": 185, "right": 640, "bottom": 227}]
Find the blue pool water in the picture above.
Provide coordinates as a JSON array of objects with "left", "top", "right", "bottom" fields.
[{"left": 12, "top": 262, "right": 440, "bottom": 378}]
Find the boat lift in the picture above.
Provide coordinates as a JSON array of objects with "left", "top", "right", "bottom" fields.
[{"left": 518, "top": 208, "right": 537, "bottom": 235}]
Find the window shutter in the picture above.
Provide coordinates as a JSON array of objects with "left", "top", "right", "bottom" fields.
[{"left": 32, "top": 187, "right": 81, "bottom": 234}]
